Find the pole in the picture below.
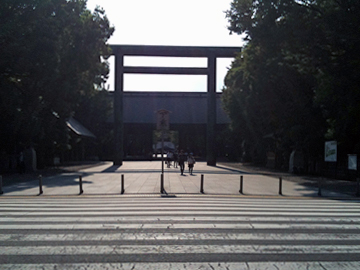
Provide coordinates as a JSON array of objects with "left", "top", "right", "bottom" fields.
[
  {"left": 239, "top": 175, "right": 243, "bottom": 194},
  {"left": 38, "top": 175, "right": 43, "bottom": 195},
  {"left": 161, "top": 174, "right": 164, "bottom": 194},
  {"left": 200, "top": 174, "right": 204, "bottom": 194},
  {"left": 161, "top": 130, "right": 164, "bottom": 175},
  {"left": 318, "top": 178, "right": 322, "bottom": 196},
  {"left": 121, "top": 174, "right": 125, "bottom": 194},
  {"left": 356, "top": 178, "right": 359, "bottom": 197},
  {"left": 279, "top": 177, "right": 282, "bottom": 195},
  {"left": 79, "top": 175, "right": 83, "bottom": 195},
  {"left": 0, "top": 175, "right": 3, "bottom": 195}
]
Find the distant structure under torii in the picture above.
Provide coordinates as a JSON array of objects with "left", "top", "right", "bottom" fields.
[{"left": 110, "top": 44, "right": 241, "bottom": 166}]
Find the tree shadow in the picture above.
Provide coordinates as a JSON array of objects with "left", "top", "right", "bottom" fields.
[
  {"left": 290, "top": 178, "right": 360, "bottom": 199},
  {"left": 101, "top": 165, "right": 121, "bottom": 173},
  {"left": 42, "top": 173, "right": 92, "bottom": 187},
  {"left": 214, "top": 165, "right": 253, "bottom": 174},
  {"left": 2, "top": 172, "right": 93, "bottom": 195}
]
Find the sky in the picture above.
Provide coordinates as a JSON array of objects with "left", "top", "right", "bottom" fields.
[{"left": 86, "top": 0, "right": 244, "bottom": 92}]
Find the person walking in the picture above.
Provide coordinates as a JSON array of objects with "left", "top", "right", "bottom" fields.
[
  {"left": 173, "top": 150, "right": 178, "bottom": 168},
  {"left": 166, "top": 151, "right": 173, "bottom": 168},
  {"left": 178, "top": 150, "right": 186, "bottom": 175},
  {"left": 187, "top": 153, "right": 196, "bottom": 175}
]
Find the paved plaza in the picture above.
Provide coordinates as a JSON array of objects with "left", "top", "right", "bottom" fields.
[{"left": 0, "top": 161, "right": 354, "bottom": 197}]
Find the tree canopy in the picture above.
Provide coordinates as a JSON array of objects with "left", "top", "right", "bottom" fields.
[
  {"left": 223, "top": 0, "right": 360, "bottom": 169},
  {"left": 0, "top": 0, "right": 114, "bottom": 167}
]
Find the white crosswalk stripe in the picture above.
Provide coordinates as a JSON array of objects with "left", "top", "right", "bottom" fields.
[{"left": 0, "top": 196, "right": 360, "bottom": 269}]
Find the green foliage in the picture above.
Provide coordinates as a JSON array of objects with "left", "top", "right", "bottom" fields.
[
  {"left": 0, "top": 0, "right": 114, "bottom": 165},
  {"left": 223, "top": 0, "right": 360, "bottom": 167}
]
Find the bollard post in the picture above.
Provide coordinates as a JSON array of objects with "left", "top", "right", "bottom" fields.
[
  {"left": 38, "top": 175, "right": 43, "bottom": 195},
  {"left": 121, "top": 174, "right": 125, "bottom": 194},
  {"left": 278, "top": 177, "right": 282, "bottom": 195},
  {"left": 356, "top": 178, "right": 360, "bottom": 197},
  {"left": 79, "top": 175, "right": 83, "bottom": 195},
  {"left": 318, "top": 178, "right": 322, "bottom": 197},
  {"left": 200, "top": 174, "right": 204, "bottom": 194},
  {"left": 239, "top": 175, "right": 243, "bottom": 194},
  {"left": 160, "top": 174, "right": 164, "bottom": 194},
  {"left": 0, "top": 175, "right": 3, "bottom": 195}
]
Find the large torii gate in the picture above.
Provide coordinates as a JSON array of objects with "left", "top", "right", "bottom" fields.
[{"left": 110, "top": 45, "right": 241, "bottom": 166}]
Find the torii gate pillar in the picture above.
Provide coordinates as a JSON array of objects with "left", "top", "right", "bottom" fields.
[
  {"left": 113, "top": 53, "right": 124, "bottom": 166},
  {"left": 206, "top": 55, "right": 217, "bottom": 166}
]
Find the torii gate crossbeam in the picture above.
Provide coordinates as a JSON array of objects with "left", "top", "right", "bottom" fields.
[{"left": 110, "top": 45, "right": 241, "bottom": 166}]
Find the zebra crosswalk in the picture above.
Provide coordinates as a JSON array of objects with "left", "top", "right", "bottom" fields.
[{"left": 0, "top": 195, "right": 360, "bottom": 269}]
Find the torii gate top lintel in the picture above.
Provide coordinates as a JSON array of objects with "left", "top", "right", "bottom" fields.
[{"left": 110, "top": 44, "right": 241, "bottom": 58}]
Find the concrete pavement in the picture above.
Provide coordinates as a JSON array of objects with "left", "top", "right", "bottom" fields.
[{"left": 0, "top": 161, "right": 355, "bottom": 197}]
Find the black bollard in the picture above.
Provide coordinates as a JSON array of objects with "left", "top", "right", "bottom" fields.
[
  {"left": 38, "top": 175, "right": 43, "bottom": 195},
  {"left": 0, "top": 175, "right": 3, "bottom": 195},
  {"left": 356, "top": 178, "right": 360, "bottom": 197},
  {"left": 160, "top": 174, "right": 164, "bottom": 194},
  {"left": 200, "top": 174, "right": 204, "bottom": 194},
  {"left": 239, "top": 175, "right": 243, "bottom": 194},
  {"left": 79, "top": 175, "right": 83, "bottom": 195},
  {"left": 279, "top": 177, "right": 283, "bottom": 195},
  {"left": 121, "top": 174, "right": 125, "bottom": 194},
  {"left": 318, "top": 178, "right": 322, "bottom": 197}
]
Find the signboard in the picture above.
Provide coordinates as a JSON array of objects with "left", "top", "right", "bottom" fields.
[
  {"left": 155, "top": 109, "right": 171, "bottom": 175},
  {"left": 156, "top": 109, "right": 170, "bottom": 131},
  {"left": 348, "top": 155, "right": 357, "bottom": 171},
  {"left": 153, "top": 130, "right": 179, "bottom": 153},
  {"left": 325, "top": 141, "right": 337, "bottom": 162}
]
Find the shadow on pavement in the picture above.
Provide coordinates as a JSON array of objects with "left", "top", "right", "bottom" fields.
[
  {"left": 221, "top": 161, "right": 360, "bottom": 198},
  {"left": 214, "top": 165, "right": 252, "bottom": 175},
  {"left": 101, "top": 165, "right": 121, "bottom": 173},
  {"left": 2, "top": 172, "right": 93, "bottom": 195}
]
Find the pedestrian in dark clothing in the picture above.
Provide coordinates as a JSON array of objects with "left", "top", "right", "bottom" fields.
[{"left": 178, "top": 150, "right": 186, "bottom": 175}]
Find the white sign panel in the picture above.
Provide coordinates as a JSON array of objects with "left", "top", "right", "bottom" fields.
[
  {"left": 325, "top": 141, "right": 337, "bottom": 162},
  {"left": 348, "top": 155, "right": 357, "bottom": 171}
]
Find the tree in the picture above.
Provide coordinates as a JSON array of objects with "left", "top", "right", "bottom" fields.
[
  {"left": 223, "top": 0, "right": 333, "bottom": 168},
  {"left": 0, "top": 0, "right": 114, "bottom": 168},
  {"left": 312, "top": 1, "right": 360, "bottom": 153}
]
